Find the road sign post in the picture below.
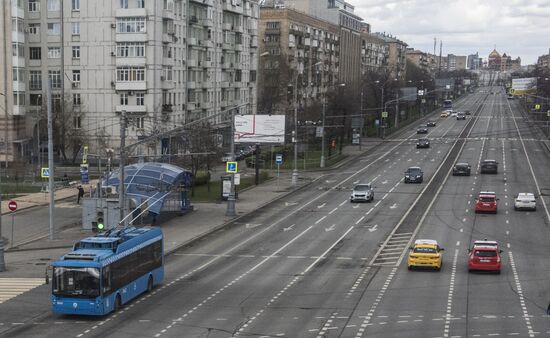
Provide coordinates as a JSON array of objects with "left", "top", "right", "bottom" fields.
[
  {"left": 275, "top": 154, "right": 283, "bottom": 191},
  {"left": 8, "top": 201, "right": 17, "bottom": 249}
]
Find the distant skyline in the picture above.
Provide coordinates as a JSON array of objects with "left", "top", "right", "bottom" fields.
[{"left": 353, "top": 0, "right": 550, "bottom": 65}]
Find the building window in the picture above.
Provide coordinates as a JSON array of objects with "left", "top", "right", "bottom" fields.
[
  {"left": 30, "top": 94, "right": 42, "bottom": 106},
  {"left": 47, "top": 23, "right": 61, "bottom": 35},
  {"left": 73, "top": 94, "right": 82, "bottom": 106},
  {"left": 116, "top": 67, "right": 145, "bottom": 81},
  {"left": 72, "top": 0, "right": 80, "bottom": 10},
  {"left": 73, "top": 116, "right": 82, "bottom": 129},
  {"left": 136, "top": 93, "right": 145, "bottom": 105},
  {"left": 29, "top": 0, "right": 40, "bottom": 12},
  {"left": 72, "top": 70, "right": 80, "bottom": 83},
  {"left": 116, "top": 42, "right": 145, "bottom": 57},
  {"left": 136, "top": 117, "right": 145, "bottom": 129},
  {"left": 72, "top": 22, "right": 80, "bottom": 35},
  {"left": 72, "top": 46, "right": 80, "bottom": 58},
  {"left": 120, "top": 0, "right": 128, "bottom": 8},
  {"left": 162, "top": 66, "right": 172, "bottom": 81},
  {"left": 47, "top": 47, "right": 61, "bottom": 58},
  {"left": 13, "top": 92, "right": 25, "bottom": 106},
  {"left": 47, "top": 0, "right": 60, "bottom": 11},
  {"left": 28, "top": 23, "right": 40, "bottom": 35},
  {"left": 48, "top": 70, "right": 61, "bottom": 89},
  {"left": 116, "top": 17, "right": 146, "bottom": 33},
  {"left": 120, "top": 93, "right": 128, "bottom": 105},
  {"left": 137, "top": 0, "right": 145, "bottom": 8},
  {"left": 13, "top": 68, "right": 25, "bottom": 82},
  {"left": 12, "top": 43, "right": 24, "bottom": 57},
  {"left": 30, "top": 47, "right": 41, "bottom": 60},
  {"left": 30, "top": 71, "right": 42, "bottom": 90}
]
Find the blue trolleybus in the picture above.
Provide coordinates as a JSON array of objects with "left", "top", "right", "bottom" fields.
[
  {"left": 443, "top": 99, "right": 453, "bottom": 109},
  {"left": 51, "top": 227, "right": 164, "bottom": 315}
]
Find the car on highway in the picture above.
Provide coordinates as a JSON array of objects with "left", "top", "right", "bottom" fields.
[
  {"left": 416, "top": 138, "right": 430, "bottom": 148},
  {"left": 404, "top": 166, "right": 424, "bottom": 183},
  {"left": 427, "top": 120, "right": 436, "bottom": 127},
  {"left": 450, "top": 111, "right": 458, "bottom": 117},
  {"left": 452, "top": 162, "right": 471, "bottom": 176},
  {"left": 475, "top": 191, "right": 498, "bottom": 213},
  {"left": 440, "top": 111, "right": 450, "bottom": 118},
  {"left": 480, "top": 159, "right": 498, "bottom": 174},
  {"left": 407, "top": 239, "right": 444, "bottom": 271},
  {"left": 514, "top": 192, "right": 536, "bottom": 211},
  {"left": 456, "top": 112, "right": 466, "bottom": 120},
  {"left": 464, "top": 110, "right": 471, "bottom": 115},
  {"left": 350, "top": 184, "right": 374, "bottom": 203},
  {"left": 417, "top": 125, "right": 428, "bottom": 134},
  {"left": 468, "top": 240, "right": 502, "bottom": 273}
]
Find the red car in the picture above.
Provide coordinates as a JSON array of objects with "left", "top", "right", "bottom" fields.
[
  {"left": 468, "top": 240, "right": 502, "bottom": 273},
  {"left": 475, "top": 191, "right": 498, "bottom": 213}
]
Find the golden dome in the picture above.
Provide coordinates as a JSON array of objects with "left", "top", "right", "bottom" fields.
[{"left": 489, "top": 49, "right": 500, "bottom": 58}]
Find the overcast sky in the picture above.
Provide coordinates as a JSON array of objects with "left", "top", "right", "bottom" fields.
[{"left": 353, "top": 0, "right": 550, "bottom": 65}]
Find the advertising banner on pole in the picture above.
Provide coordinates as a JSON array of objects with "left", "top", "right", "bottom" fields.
[{"left": 511, "top": 78, "right": 537, "bottom": 96}]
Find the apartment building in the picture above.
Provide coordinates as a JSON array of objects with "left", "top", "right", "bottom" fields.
[
  {"left": 538, "top": 50, "right": 550, "bottom": 71},
  {"left": 405, "top": 49, "right": 429, "bottom": 73},
  {"left": 1, "top": 0, "right": 260, "bottom": 162},
  {"left": 283, "top": 0, "right": 363, "bottom": 90},
  {"left": 447, "top": 54, "right": 466, "bottom": 71},
  {"left": 371, "top": 33, "right": 407, "bottom": 79},
  {"left": 467, "top": 52, "right": 482, "bottom": 70},
  {"left": 257, "top": 7, "right": 340, "bottom": 115},
  {"left": 361, "top": 32, "right": 388, "bottom": 74}
]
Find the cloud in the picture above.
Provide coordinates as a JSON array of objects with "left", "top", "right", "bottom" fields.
[{"left": 353, "top": 0, "right": 550, "bottom": 64}]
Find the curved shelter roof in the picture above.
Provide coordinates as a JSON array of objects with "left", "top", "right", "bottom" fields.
[{"left": 103, "top": 162, "right": 192, "bottom": 215}]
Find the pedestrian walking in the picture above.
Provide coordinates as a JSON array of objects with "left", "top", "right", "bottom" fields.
[{"left": 77, "top": 185, "right": 85, "bottom": 204}]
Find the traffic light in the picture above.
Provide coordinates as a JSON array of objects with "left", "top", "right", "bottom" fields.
[{"left": 92, "top": 209, "right": 105, "bottom": 232}]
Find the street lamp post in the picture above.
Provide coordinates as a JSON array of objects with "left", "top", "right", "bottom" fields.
[
  {"left": 291, "top": 61, "right": 322, "bottom": 186},
  {"left": 0, "top": 92, "right": 4, "bottom": 271}
]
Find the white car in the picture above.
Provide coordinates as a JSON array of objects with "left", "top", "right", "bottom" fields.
[
  {"left": 514, "top": 193, "right": 536, "bottom": 211},
  {"left": 350, "top": 184, "right": 374, "bottom": 202},
  {"left": 450, "top": 111, "right": 458, "bottom": 117}
]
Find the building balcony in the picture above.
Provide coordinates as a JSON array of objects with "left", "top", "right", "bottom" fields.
[
  {"left": 220, "top": 81, "right": 230, "bottom": 88},
  {"left": 162, "top": 56, "right": 174, "bottom": 66},
  {"left": 187, "top": 59, "right": 198, "bottom": 67},
  {"left": 201, "top": 18, "right": 213, "bottom": 27},
  {"left": 115, "top": 81, "right": 147, "bottom": 91},
  {"left": 11, "top": 3, "right": 24, "bottom": 19},
  {"left": 222, "top": 62, "right": 233, "bottom": 69},
  {"left": 161, "top": 79, "right": 175, "bottom": 90},
  {"left": 189, "top": 15, "right": 199, "bottom": 25},
  {"left": 201, "top": 80, "right": 212, "bottom": 88},
  {"left": 13, "top": 106, "right": 26, "bottom": 116},
  {"left": 248, "top": 28, "right": 258, "bottom": 36},
  {"left": 234, "top": 25, "right": 244, "bottom": 33},
  {"left": 222, "top": 2, "right": 243, "bottom": 14},
  {"left": 222, "top": 43, "right": 233, "bottom": 50},
  {"left": 201, "top": 102, "right": 213, "bottom": 109},
  {"left": 116, "top": 33, "right": 147, "bottom": 43},
  {"left": 250, "top": 39, "right": 258, "bottom": 48},
  {"left": 12, "top": 56, "right": 25, "bottom": 67},
  {"left": 187, "top": 81, "right": 200, "bottom": 89},
  {"left": 202, "top": 40, "right": 214, "bottom": 48},
  {"left": 12, "top": 81, "right": 25, "bottom": 92},
  {"left": 115, "top": 105, "right": 147, "bottom": 114},
  {"left": 12, "top": 31, "right": 24, "bottom": 43},
  {"left": 199, "top": 60, "right": 212, "bottom": 68},
  {"left": 187, "top": 102, "right": 201, "bottom": 110},
  {"left": 115, "top": 8, "right": 147, "bottom": 17},
  {"left": 223, "top": 23, "right": 233, "bottom": 31},
  {"left": 116, "top": 57, "right": 146, "bottom": 67},
  {"left": 188, "top": 37, "right": 198, "bottom": 46},
  {"left": 161, "top": 104, "right": 173, "bottom": 112},
  {"left": 162, "top": 9, "right": 175, "bottom": 20},
  {"left": 234, "top": 43, "right": 243, "bottom": 51}
]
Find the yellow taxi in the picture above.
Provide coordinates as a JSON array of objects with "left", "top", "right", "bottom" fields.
[
  {"left": 440, "top": 110, "right": 450, "bottom": 117},
  {"left": 407, "top": 239, "right": 444, "bottom": 271}
]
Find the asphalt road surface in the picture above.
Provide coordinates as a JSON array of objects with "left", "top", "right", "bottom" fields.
[{"left": 2, "top": 87, "right": 550, "bottom": 338}]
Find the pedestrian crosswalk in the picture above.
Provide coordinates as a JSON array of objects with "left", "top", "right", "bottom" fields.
[{"left": 0, "top": 278, "right": 44, "bottom": 304}]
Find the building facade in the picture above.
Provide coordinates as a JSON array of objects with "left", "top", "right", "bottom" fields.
[
  {"left": 405, "top": 49, "right": 429, "bottom": 73},
  {"left": 361, "top": 32, "right": 388, "bottom": 74},
  {"left": 257, "top": 7, "right": 340, "bottom": 115},
  {"left": 1, "top": 0, "right": 260, "bottom": 162},
  {"left": 538, "top": 50, "right": 550, "bottom": 71},
  {"left": 467, "top": 52, "right": 482, "bottom": 70},
  {"left": 372, "top": 33, "right": 407, "bottom": 79}
]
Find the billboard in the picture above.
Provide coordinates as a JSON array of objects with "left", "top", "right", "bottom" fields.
[
  {"left": 234, "top": 114, "right": 285, "bottom": 144},
  {"left": 399, "top": 87, "right": 418, "bottom": 101},
  {"left": 463, "top": 78, "right": 471, "bottom": 86},
  {"left": 435, "top": 78, "right": 454, "bottom": 90},
  {"left": 511, "top": 77, "right": 537, "bottom": 96}
]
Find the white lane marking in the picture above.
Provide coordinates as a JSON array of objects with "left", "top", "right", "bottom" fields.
[
  {"left": 315, "top": 216, "right": 327, "bottom": 224},
  {"left": 317, "top": 203, "right": 327, "bottom": 209},
  {"left": 283, "top": 224, "right": 295, "bottom": 232},
  {"left": 325, "top": 224, "right": 336, "bottom": 232},
  {"left": 368, "top": 224, "right": 378, "bottom": 233},
  {"left": 329, "top": 208, "right": 338, "bottom": 215},
  {"left": 339, "top": 200, "right": 348, "bottom": 207},
  {"left": 508, "top": 250, "right": 535, "bottom": 337},
  {"left": 353, "top": 204, "right": 360, "bottom": 209},
  {"left": 285, "top": 202, "right": 298, "bottom": 207},
  {"left": 443, "top": 249, "right": 459, "bottom": 338},
  {"left": 355, "top": 216, "right": 365, "bottom": 225},
  {"left": 389, "top": 203, "right": 397, "bottom": 209},
  {"left": 366, "top": 208, "right": 374, "bottom": 215}
]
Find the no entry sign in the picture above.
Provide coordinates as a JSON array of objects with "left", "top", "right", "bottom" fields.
[{"left": 8, "top": 200, "right": 17, "bottom": 212}]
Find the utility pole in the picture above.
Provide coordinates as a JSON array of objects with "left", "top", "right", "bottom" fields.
[
  {"left": 226, "top": 108, "right": 236, "bottom": 216},
  {"left": 394, "top": 91, "right": 399, "bottom": 129},
  {"left": 320, "top": 100, "right": 326, "bottom": 168},
  {"left": 119, "top": 111, "right": 127, "bottom": 224},
  {"left": 292, "top": 73, "right": 298, "bottom": 187},
  {"left": 47, "top": 78, "right": 55, "bottom": 240},
  {"left": 0, "top": 1, "right": 7, "bottom": 271}
]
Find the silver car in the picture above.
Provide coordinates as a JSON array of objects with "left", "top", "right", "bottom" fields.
[
  {"left": 514, "top": 193, "right": 536, "bottom": 211},
  {"left": 350, "top": 184, "right": 374, "bottom": 202}
]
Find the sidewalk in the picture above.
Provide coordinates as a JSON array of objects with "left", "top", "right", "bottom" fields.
[{"left": 0, "top": 141, "right": 380, "bottom": 278}]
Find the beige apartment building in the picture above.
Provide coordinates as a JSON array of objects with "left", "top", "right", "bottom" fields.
[
  {"left": 361, "top": 30, "right": 388, "bottom": 74},
  {"left": 257, "top": 7, "right": 340, "bottom": 115},
  {"left": 371, "top": 33, "right": 407, "bottom": 79},
  {"left": 0, "top": 0, "right": 260, "bottom": 162}
]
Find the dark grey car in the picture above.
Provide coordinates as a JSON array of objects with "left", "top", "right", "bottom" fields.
[
  {"left": 417, "top": 125, "right": 428, "bottom": 134},
  {"left": 453, "top": 162, "right": 471, "bottom": 176},
  {"left": 480, "top": 159, "right": 498, "bottom": 174},
  {"left": 404, "top": 167, "right": 424, "bottom": 183},
  {"left": 416, "top": 138, "right": 430, "bottom": 148}
]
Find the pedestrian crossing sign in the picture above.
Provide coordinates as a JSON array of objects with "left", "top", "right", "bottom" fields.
[
  {"left": 226, "top": 161, "right": 238, "bottom": 173},
  {"left": 41, "top": 168, "right": 50, "bottom": 178}
]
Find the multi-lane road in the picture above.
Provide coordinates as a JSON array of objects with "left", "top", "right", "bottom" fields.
[{"left": 3, "top": 87, "right": 550, "bottom": 337}]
